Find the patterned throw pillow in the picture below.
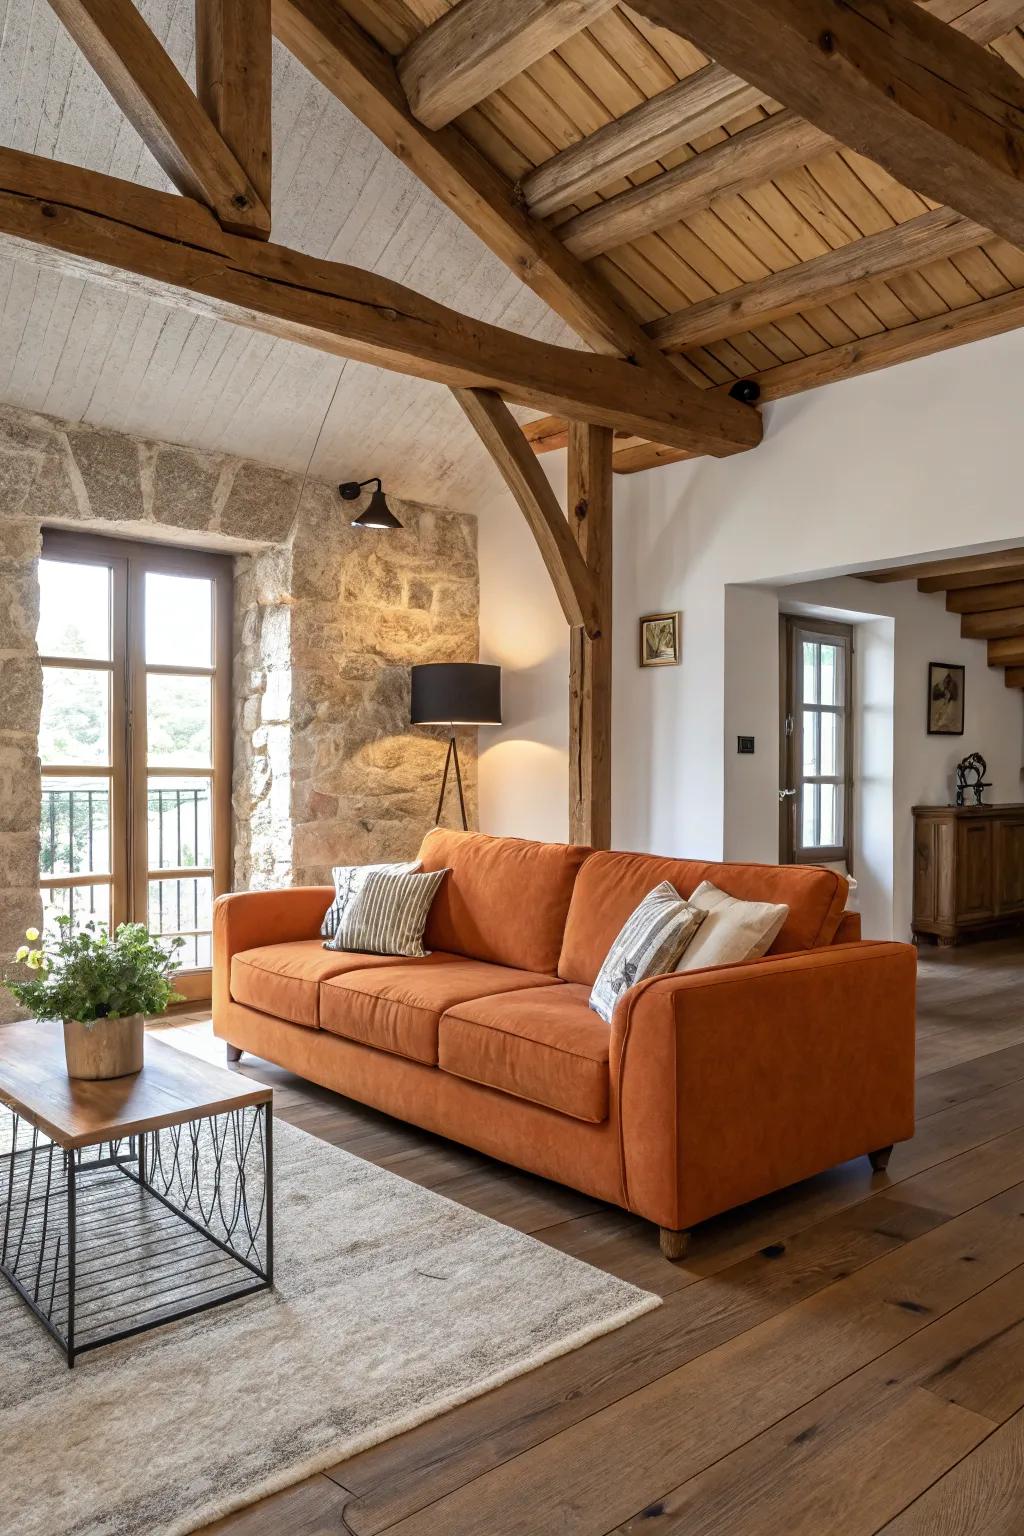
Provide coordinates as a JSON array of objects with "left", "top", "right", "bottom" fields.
[
  {"left": 321, "top": 860, "right": 420, "bottom": 940},
  {"left": 332, "top": 867, "right": 449, "bottom": 958},
  {"left": 589, "top": 881, "right": 706, "bottom": 1024}
]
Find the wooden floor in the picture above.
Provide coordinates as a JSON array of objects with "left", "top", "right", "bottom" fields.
[{"left": 153, "top": 938, "right": 1024, "bottom": 1536}]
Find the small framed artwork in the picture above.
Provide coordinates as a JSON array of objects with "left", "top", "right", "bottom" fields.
[
  {"left": 639, "top": 611, "right": 681, "bottom": 668},
  {"left": 927, "top": 661, "right": 965, "bottom": 735}
]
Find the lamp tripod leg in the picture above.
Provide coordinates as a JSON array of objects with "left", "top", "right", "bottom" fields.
[
  {"left": 452, "top": 735, "right": 468, "bottom": 830},
  {"left": 435, "top": 737, "right": 454, "bottom": 826}
]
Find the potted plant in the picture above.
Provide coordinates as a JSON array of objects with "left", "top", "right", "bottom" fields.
[{"left": 5, "top": 919, "right": 183, "bottom": 1080}]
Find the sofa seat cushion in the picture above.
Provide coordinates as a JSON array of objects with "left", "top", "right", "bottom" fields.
[
  {"left": 230, "top": 940, "right": 400, "bottom": 1029},
  {"left": 439, "top": 984, "right": 611, "bottom": 1124},
  {"left": 319, "top": 953, "right": 563, "bottom": 1066},
  {"left": 417, "top": 827, "right": 591, "bottom": 975},
  {"left": 559, "top": 850, "right": 849, "bottom": 985}
]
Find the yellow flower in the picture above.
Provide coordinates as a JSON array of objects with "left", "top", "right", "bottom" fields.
[
  {"left": 24, "top": 927, "right": 39, "bottom": 942},
  {"left": 15, "top": 945, "right": 28, "bottom": 961},
  {"left": 25, "top": 950, "right": 43, "bottom": 970}
]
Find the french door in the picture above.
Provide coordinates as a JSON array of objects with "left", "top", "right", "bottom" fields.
[
  {"left": 38, "top": 531, "right": 232, "bottom": 1002},
  {"left": 779, "top": 617, "right": 854, "bottom": 869}
]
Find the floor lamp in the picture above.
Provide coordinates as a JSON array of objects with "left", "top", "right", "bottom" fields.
[{"left": 411, "top": 663, "right": 502, "bottom": 830}]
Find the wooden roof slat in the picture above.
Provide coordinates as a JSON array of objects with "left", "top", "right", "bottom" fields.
[
  {"left": 960, "top": 606, "right": 1024, "bottom": 638},
  {"left": 627, "top": 0, "right": 1024, "bottom": 250},
  {"left": 864, "top": 549, "right": 1024, "bottom": 584},
  {"left": 647, "top": 207, "right": 988, "bottom": 349},
  {"left": 397, "top": 0, "right": 617, "bottom": 131},
  {"left": 947, "top": 579, "right": 1024, "bottom": 611}
]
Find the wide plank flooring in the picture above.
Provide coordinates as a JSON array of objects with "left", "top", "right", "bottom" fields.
[{"left": 151, "top": 937, "right": 1024, "bottom": 1536}]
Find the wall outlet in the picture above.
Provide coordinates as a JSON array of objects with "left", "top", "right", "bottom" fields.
[{"left": 737, "top": 736, "right": 755, "bottom": 754}]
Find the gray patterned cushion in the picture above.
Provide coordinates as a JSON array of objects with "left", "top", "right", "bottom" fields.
[
  {"left": 589, "top": 881, "right": 706, "bottom": 1024},
  {"left": 331, "top": 866, "right": 449, "bottom": 958},
  {"left": 321, "top": 860, "right": 420, "bottom": 940}
]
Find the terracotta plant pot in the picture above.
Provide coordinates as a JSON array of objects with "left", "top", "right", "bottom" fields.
[{"left": 63, "top": 1014, "right": 145, "bottom": 1080}]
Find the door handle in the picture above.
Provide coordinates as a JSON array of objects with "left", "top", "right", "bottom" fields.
[{"left": 779, "top": 787, "right": 797, "bottom": 802}]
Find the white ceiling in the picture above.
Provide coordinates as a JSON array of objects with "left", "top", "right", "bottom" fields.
[{"left": 0, "top": 0, "right": 576, "bottom": 510}]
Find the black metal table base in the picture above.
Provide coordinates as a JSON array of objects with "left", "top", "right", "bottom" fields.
[{"left": 0, "top": 1103, "right": 272, "bottom": 1367}]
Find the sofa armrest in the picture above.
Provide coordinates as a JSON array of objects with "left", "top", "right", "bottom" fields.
[
  {"left": 212, "top": 887, "right": 333, "bottom": 1018},
  {"left": 611, "top": 941, "right": 916, "bottom": 1231}
]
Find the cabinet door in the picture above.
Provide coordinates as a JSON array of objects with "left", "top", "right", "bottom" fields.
[
  {"left": 997, "top": 818, "right": 1024, "bottom": 912},
  {"left": 956, "top": 820, "right": 995, "bottom": 919}
]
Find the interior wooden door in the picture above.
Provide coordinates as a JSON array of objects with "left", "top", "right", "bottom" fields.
[{"left": 40, "top": 532, "right": 232, "bottom": 1002}]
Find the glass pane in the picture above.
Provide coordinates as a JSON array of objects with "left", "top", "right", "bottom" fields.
[
  {"left": 146, "top": 573, "right": 213, "bottom": 667},
  {"left": 819, "top": 783, "right": 842, "bottom": 847},
  {"left": 802, "top": 640, "right": 819, "bottom": 705},
  {"left": 37, "top": 559, "right": 111, "bottom": 661},
  {"left": 820, "top": 711, "right": 842, "bottom": 778},
  {"left": 801, "top": 782, "right": 820, "bottom": 848},
  {"left": 819, "top": 642, "right": 843, "bottom": 707},
  {"left": 40, "top": 667, "right": 110, "bottom": 765},
  {"left": 41, "top": 882, "right": 110, "bottom": 937},
  {"left": 40, "top": 776, "right": 111, "bottom": 877},
  {"left": 148, "top": 777, "right": 212, "bottom": 870},
  {"left": 802, "top": 710, "right": 820, "bottom": 776},
  {"left": 148, "top": 876, "right": 212, "bottom": 970},
  {"left": 146, "top": 674, "right": 212, "bottom": 767}
]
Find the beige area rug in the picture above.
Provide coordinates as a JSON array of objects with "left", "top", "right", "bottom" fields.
[{"left": 1, "top": 1117, "right": 659, "bottom": 1536}]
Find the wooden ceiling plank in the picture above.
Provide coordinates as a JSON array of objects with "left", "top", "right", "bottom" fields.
[
  {"left": 647, "top": 207, "right": 988, "bottom": 350},
  {"left": 920, "top": 561, "right": 1024, "bottom": 592},
  {"left": 0, "top": 147, "right": 756, "bottom": 455},
  {"left": 861, "top": 549, "right": 1024, "bottom": 584},
  {"left": 521, "top": 63, "right": 773, "bottom": 219},
  {"left": 1003, "top": 666, "right": 1024, "bottom": 687},
  {"left": 557, "top": 0, "right": 1024, "bottom": 258},
  {"left": 627, "top": 0, "right": 1024, "bottom": 250},
  {"left": 986, "top": 636, "right": 1024, "bottom": 663},
  {"left": 269, "top": 0, "right": 761, "bottom": 456},
  {"left": 45, "top": 0, "right": 271, "bottom": 237},
  {"left": 195, "top": 0, "right": 273, "bottom": 213},
  {"left": 960, "top": 606, "right": 1024, "bottom": 638},
  {"left": 946, "top": 580, "right": 1024, "bottom": 612},
  {"left": 397, "top": 0, "right": 617, "bottom": 132},
  {"left": 452, "top": 387, "right": 601, "bottom": 636}
]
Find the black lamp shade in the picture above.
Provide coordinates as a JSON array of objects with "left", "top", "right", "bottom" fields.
[
  {"left": 352, "top": 487, "right": 403, "bottom": 530},
  {"left": 411, "top": 663, "right": 501, "bottom": 725}
]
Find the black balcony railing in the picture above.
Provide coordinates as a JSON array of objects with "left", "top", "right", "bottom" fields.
[{"left": 41, "top": 786, "right": 109, "bottom": 878}]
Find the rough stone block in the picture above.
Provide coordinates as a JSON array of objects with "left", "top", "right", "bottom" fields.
[{"left": 153, "top": 445, "right": 223, "bottom": 531}]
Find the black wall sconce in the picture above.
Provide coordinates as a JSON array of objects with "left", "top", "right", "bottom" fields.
[{"left": 339, "top": 477, "right": 403, "bottom": 530}]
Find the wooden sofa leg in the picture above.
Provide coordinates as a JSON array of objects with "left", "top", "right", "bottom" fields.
[
  {"left": 869, "top": 1144, "right": 893, "bottom": 1173},
  {"left": 659, "top": 1227, "right": 690, "bottom": 1261},
  {"left": 226, "top": 1043, "right": 243, "bottom": 1063}
]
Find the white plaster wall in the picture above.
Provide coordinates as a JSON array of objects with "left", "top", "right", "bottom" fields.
[{"left": 477, "top": 325, "right": 1024, "bottom": 865}]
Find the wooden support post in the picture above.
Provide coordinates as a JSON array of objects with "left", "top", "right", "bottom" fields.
[
  {"left": 196, "top": 0, "right": 273, "bottom": 215},
  {"left": 568, "top": 422, "right": 613, "bottom": 849}
]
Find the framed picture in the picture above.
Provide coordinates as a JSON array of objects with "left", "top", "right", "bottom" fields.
[
  {"left": 639, "top": 611, "right": 681, "bottom": 668},
  {"left": 927, "top": 661, "right": 965, "bottom": 735}
]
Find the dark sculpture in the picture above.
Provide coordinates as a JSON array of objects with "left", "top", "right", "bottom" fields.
[{"left": 955, "top": 752, "right": 991, "bottom": 807}]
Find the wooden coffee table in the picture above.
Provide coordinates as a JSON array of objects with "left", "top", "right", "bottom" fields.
[{"left": 0, "top": 1019, "right": 273, "bottom": 1367}]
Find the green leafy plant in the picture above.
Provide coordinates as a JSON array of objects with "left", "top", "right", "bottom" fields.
[{"left": 5, "top": 919, "right": 184, "bottom": 1027}]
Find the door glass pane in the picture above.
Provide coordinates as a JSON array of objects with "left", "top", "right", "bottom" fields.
[
  {"left": 820, "top": 712, "right": 842, "bottom": 778},
  {"left": 802, "top": 641, "right": 819, "bottom": 704},
  {"left": 42, "top": 882, "right": 111, "bottom": 936},
  {"left": 801, "top": 783, "right": 820, "bottom": 848},
  {"left": 38, "top": 559, "right": 111, "bottom": 660},
  {"left": 148, "top": 777, "right": 212, "bottom": 870},
  {"left": 40, "top": 776, "right": 111, "bottom": 877},
  {"left": 802, "top": 710, "right": 820, "bottom": 775},
  {"left": 147, "top": 674, "right": 212, "bottom": 766},
  {"left": 148, "top": 875, "right": 212, "bottom": 970},
  {"left": 40, "top": 667, "right": 110, "bottom": 765},
  {"left": 819, "top": 783, "right": 841, "bottom": 847},
  {"left": 145, "top": 573, "right": 213, "bottom": 667},
  {"left": 819, "top": 642, "right": 843, "bottom": 707}
]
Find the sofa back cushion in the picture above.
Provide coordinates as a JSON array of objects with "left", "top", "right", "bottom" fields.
[
  {"left": 418, "top": 828, "right": 591, "bottom": 975},
  {"left": 558, "top": 850, "right": 849, "bottom": 985}
]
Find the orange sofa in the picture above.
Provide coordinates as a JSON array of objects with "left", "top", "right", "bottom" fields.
[{"left": 212, "top": 829, "right": 916, "bottom": 1257}]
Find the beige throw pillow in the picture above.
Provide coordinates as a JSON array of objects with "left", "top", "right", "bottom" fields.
[{"left": 674, "top": 880, "right": 789, "bottom": 972}]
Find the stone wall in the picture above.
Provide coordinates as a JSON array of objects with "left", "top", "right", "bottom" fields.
[{"left": 0, "top": 404, "right": 479, "bottom": 1015}]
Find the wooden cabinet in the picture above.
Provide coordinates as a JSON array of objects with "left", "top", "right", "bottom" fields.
[{"left": 913, "top": 805, "right": 1024, "bottom": 944}]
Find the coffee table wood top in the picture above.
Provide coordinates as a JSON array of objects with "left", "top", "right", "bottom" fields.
[{"left": 0, "top": 1020, "right": 271, "bottom": 1149}]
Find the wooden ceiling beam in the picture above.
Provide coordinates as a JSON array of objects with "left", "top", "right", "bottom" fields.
[
  {"left": 961, "top": 607, "right": 1024, "bottom": 639},
  {"left": 45, "top": 0, "right": 270, "bottom": 237},
  {"left": 986, "top": 636, "right": 1024, "bottom": 665},
  {"left": 0, "top": 147, "right": 759, "bottom": 455},
  {"left": 1004, "top": 666, "right": 1024, "bottom": 687},
  {"left": 627, "top": 0, "right": 1024, "bottom": 250},
  {"left": 195, "top": 0, "right": 273, "bottom": 214},
  {"left": 567, "top": 422, "right": 613, "bottom": 848},
  {"left": 946, "top": 580, "right": 1024, "bottom": 613},
  {"left": 859, "top": 550, "right": 1024, "bottom": 585},
  {"left": 453, "top": 388, "right": 602, "bottom": 637},
  {"left": 522, "top": 63, "right": 770, "bottom": 220},
  {"left": 648, "top": 207, "right": 988, "bottom": 352},
  {"left": 397, "top": 0, "right": 617, "bottom": 132}
]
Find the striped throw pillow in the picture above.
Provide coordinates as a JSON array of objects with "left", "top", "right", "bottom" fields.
[
  {"left": 333, "top": 866, "right": 449, "bottom": 958},
  {"left": 321, "top": 860, "right": 420, "bottom": 940},
  {"left": 589, "top": 881, "right": 706, "bottom": 1024}
]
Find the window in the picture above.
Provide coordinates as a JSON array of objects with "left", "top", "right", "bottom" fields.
[
  {"left": 39, "top": 532, "right": 232, "bottom": 1001},
  {"left": 780, "top": 617, "right": 854, "bottom": 868}
]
